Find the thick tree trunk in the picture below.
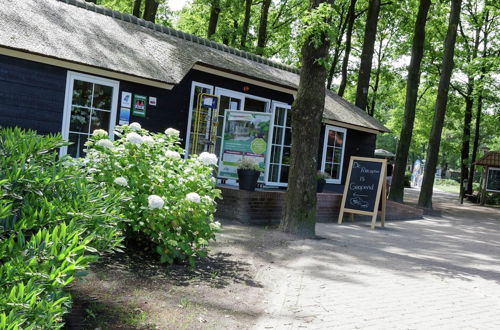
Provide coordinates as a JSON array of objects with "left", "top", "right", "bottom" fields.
[
  {"left": 143, "top": 0, "right": 159, "bottom": 23},
  {"left": 337, "top": 0, "right": 357, "bottom": 97},
  {"left": 389, "top": 0, "right": 431, "bottom": 203},
  {"left": 459, "top": 81, "right": 474, "bottom": 200},
  {"left": 280, "top": 0, "right": 332, "bottom": 238},
  {"left": 256, "top": 0, "right": 272, "bottom": 56},
  {"left": 133, "top": 0, "right": 142, "bottom": 17},
  {"left": 207, "top": 0, "right": 221, "bottom": 39},
  {"left": 355, "top": 0, "right": 381, "bottom": 112},
  {"left": 241, "top": 0, "right": 253, "bottom": 49},
  {"left": 418, "top": 0, "right": 462, "bottom": 209}
]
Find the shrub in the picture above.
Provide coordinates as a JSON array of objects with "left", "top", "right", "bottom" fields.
[
  {"left": 0, "top": 128, "right": 122, "bottom": 328},
  {"left": 85, "top": 124, "right": 221, "bottom": 265}
]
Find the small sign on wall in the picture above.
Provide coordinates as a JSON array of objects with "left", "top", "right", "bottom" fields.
[
  {"left": 132, "top": 94, "right": 147, "bottom": 117},
  {"left": 121, "top": 92, "right": 132, "bottom": 108},
  {"left": 119, "top": 107, "right": 131, "bottom": 125},
  {"left": 149, "top": 97, "right": 157, "bottom": 106}
]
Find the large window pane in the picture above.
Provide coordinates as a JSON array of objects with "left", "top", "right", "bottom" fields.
[
  {"left": 93, "top": 85, "right": 113, "bottom": 110},
  {"left": 69, "top": 106, "right": 90, "bottom": 133},
  {"left": 321, "top": 126, "right": 346, "bottom": 182},
  {"left": 90, "top": 110, "right": 110, "bottom": 132},
  {"left": 245, "top": 98, "right": 267, "bottom": 112},
  {"left": 71, "top": 80, "right": 93, "bottom": 107}
]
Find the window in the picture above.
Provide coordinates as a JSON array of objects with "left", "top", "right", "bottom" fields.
[
  {"left": 185, "top": 82, "right": 214, "bottom": 155},
  {"left": 266, "top": 103, "right": 291, "bottom": 186},
  {"left": 61, "top": 72, "right": 119, "bottom": 157},
  {"left": 321, "top": 125, "right": 347, "bottom": 184}
]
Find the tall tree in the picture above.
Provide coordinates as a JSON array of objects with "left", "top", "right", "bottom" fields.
[
  {"left": 256, "top": 0, "right": 272, "bottom": 56},
  {"left": 337, "top": 0, "right": 357, "bottom": 97},
  {"left": 326, "top": 2, "right": 349, "bottom": 90},
  {"left": 418, "top": 0, "right": 462, "bottom": 209},
  {"left": 207, "top": 0, "right": 221, "bottom": 39},
  {"left": 143, "top": 0, "right": 160, "bottom": 23},
  {"left": 389, "top": 0, "right": 432, "bottom": 203},
  {"left": 280, "top": 0, "right": 332, "bottom": 238},
  {"left": 133, "top": 0, "right": 142, "bottom": 17},
  {"left": 240, "top": 0, "right": 253, "bottom": 49},
  {"left": 355, "top": 0, "right": 381, "bottom": 112}
]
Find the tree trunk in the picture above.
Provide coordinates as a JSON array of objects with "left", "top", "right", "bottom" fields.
[
  {"left": 280, "top": 0, "right": 332, "bottom": 238},
  {"left": 337, "top": 0, "right": 357, "bottom": 97},
  {"left": 133, "top": 0, "right": 142, "bottom": 17},
  {"left": 85, "top": 0, "right": 97, "bottom": 3},
  {"left": 207, "top": 0, "right": 221, "bottom": 39},
  {"left": 459, "top": 81, "right": 474, "bottom": 200},
  {"left": 326, "top": 6, "right": 349, "bottom": 90},
  {"left": 418, "top": 0, "right": 462, "bottom": 209},
  {"left": 256, "top": 0, "right": 272, "bottom": 56},
  {"left": 389, "top": 0, "right": 431, "bottom": 203},
  {"left": 143, "top": 0, "right": 159, "bottom": 23},
  {"left": 241, "top": 0, "right": 253, "bottom": 49},
  {"left": 354, "top": 0, "right": 381, "bottom": 112},
  {"left": 367, "top": 37, "right": 384, "bottom": 116}
]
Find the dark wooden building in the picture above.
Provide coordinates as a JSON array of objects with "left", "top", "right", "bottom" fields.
[{"left": 0, "top": 0, "right": 388, "bottom": 192}]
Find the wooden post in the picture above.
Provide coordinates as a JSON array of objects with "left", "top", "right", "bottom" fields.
[{"left": 480, "top": 166, "right": 488, "bottom": 206}]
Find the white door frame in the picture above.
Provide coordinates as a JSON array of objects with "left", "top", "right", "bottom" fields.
[
  {"left": 184, "top": 81, "right": 214, "bottom": 157},
  {"left": 60, "top": 71, "right": 119, "bottom": 155},
  {"left": 320, "top": 125, "right": 347, "bottom": 184},
  {"left": 265, "top": 102, "right": 292, "bottom": 187}
]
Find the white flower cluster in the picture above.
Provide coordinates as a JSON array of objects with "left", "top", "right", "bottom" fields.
[
  {"left": 198, "top": 152, "right": 218, "bottom": 166},
  {"left": 164, "top": 128, "right": 180, "bottom": 137},
  {"left": 148, "top": 195, "right": 164, "bottom": 209},
  {"left": 185, "top": 192, "right": 201, "bottom": 203},
  {"left": 93, "top": 129, "right": 108, "bottom": 137},
  {"left": 95, "top": 139, "right": 114, "bottom": 149},
  {"left": 129, "top": 122, "right": 142, "bottom": 130},
  {"left": 113, "top": 177, "right": 128, "bottom": 186},
  {"left": 165, "top": 150, "right": 181, "bottom": 159},
  {"left": 142, "top": 136, "right": 155, "bottom": 146},
  {"left": 209, "top": 221, "right": 221, "bottom": 230},
  {"left": 126, "top": 132, "right": 143, "bottom": 144}
]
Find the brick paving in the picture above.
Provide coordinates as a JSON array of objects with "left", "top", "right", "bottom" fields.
[{"left": 251, "top": 189, "right": 500, "bottom": 329}]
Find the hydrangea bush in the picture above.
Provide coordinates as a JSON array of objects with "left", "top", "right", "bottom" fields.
[{"left": 85, "top": 123, "right": 221, "bottom": 265}]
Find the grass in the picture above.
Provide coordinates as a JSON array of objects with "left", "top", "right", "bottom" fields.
[{"left": 434, "top": 179, "right": 460, "bottom": 194}]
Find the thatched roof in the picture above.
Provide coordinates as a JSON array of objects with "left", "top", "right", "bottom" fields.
[
  {"left": 475, "top": 151, "right": 500, "bottom": 167},
  {"left": 0, "top": 0, "right": 389, "bottom": 133}
]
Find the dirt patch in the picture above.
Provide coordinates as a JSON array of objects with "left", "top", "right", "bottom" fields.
[{"left": 64, "top": 222, "right": 297, "bottom": 329}]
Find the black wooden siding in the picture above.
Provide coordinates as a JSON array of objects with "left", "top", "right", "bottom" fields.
[{"left": 0, "top": 54, "right": 66, "bottom": 134}]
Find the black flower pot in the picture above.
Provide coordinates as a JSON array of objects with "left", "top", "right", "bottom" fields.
[
  {"left": 237, "top": 169, "right": 260, "bottom": 191},
  {"left": 317, "top": 178, "right": 326, "bottom": 193}
]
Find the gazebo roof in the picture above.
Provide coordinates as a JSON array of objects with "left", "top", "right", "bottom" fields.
[{"left": 474, "top": 151, "right": 500, "bottom": 167}]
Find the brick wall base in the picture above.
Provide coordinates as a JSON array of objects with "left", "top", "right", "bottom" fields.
[{"left": 216, "top": 185, "right": 423, "bottom": 225}]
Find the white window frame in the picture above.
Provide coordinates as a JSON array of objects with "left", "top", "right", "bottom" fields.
[
  {"left": 321, "top": 125, "right": 347, "bottom": 184},
  {"left": 265, "top": 102, "right": 292, "bottom": 187},
  {"left": 184, "top": 81, "right": 214, "bottom": 157},
  {"left": 60, "top": 71, "right": 119, "bottom": 156},
  {"left": 486, "top": 167, "right": 500, "bottom": 193}
]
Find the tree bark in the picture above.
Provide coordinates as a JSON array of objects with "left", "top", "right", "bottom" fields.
[
  {"left": 354, "top": 0, "right": 381, "bottom": 112},
  {"left": 207, "top": 0, "right": 221, "bottom": 39},
  {"left": 280, "top": 0, "right": 332, "bottom": 238},
  {"left": 256, "top": 0, "right": 272, "bottom": 56},
  {"left": 85, "top": 0, "right": 97, "bottom": 3},
  {"left": 367, "top": 37, "right": 384, "bottom": 116},
  {"left": 459, "top": 80, "right": 474, "bottom": 200},
  {"left": 418, "top": 0, "right": 462, "bottom": 209},
  {"left": 133, "top": 0, "right": 142, "bottom": 17},
  {"left": 241, "top": 0, "right": 253, "bottom": 49},
  {"left": 337, "top": 0, "right": 357, "bottom": 97},
  {"left": 143, "top": 0, "right": 159, "bottom": 23},
  {"left": 389, "top": 0, "right": 431, "bottom": 203},
  {"left": 326, "top": 5, "right": 349, "bottom": 90}
]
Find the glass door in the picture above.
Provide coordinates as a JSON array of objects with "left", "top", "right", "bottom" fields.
[
  {"left": 214, "top": 88, "right": 245, "bottom": 158},
  {"left": 61, "top": 72, "right": 119, "bottom": 157},
  {"left": 266, "top": 102, "right": 292, "bottom": 186}
]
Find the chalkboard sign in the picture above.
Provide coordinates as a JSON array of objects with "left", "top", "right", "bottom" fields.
[
  {"left": 338, "top": 156, "right": 387, "bottom": 229},
  {"left": 486, "top": 167, "right": 500, "bottom": 192}
]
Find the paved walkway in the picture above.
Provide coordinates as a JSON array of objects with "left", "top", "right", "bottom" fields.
[{"left": 251, "top": 189, "right": 500, "bottom": 329}]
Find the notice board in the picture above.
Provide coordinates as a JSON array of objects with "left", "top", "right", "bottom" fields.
[
  {"left": 338, "top": 156, "right": 387, "bottom": 229},
  {"left": 486, "top": 167, "right": 500, "bottom": 192}
]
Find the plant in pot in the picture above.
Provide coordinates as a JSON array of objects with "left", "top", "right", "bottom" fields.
[
  {"left": 317, "top": 171, "right": 331, "bottom": 193},
  {"left": 237, "top": 158, "right": 262, "bottom": 191}
]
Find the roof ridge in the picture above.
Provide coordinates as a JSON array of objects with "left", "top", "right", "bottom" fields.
[{"left": 56, "top": 0, "right": 300, "bottom": 74}]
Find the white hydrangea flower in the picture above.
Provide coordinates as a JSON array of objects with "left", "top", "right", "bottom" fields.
[
  {"left": 209, "top": 221, "right": 221, "bottom": 230},
  {"left": 202, "top": 196, "right": 214, "bottom": 204},
  {"left": 113, "top": 177, "right": 128, "bottom": 186},
  {"left": 165, "top": 150, "right": 181, "bottom": 159},
  {"left": 129, "top": 122, "right": 142, "bottom": 130},
  {"left": 198, "top": 152, "right": 218, "bottom": 166},
  {"left": 185, "top": 192, "right": 201, "bottom": 203},
  {"left": 142, "top": 136, "right": 155, "bottom": 146},
  {"left": 93, "top": 129, "right": 108, "bottom": 137},
  {"left": 126, "top": 132, "right": 143, "bottom": 144},
  {"left": 164, "top": 128, "right": 180, "bottom": 137},
  {"left": 95, "top": 139, "right": 114, "bottom": 149},
  {"left": 148, "top": 195, "right": 164, "bottom": 209}
]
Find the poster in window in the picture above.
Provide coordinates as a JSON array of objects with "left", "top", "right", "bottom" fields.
[
  {"left": 218, "top": 110, "right": 271, "bottom": 182},
  {"left": 132, "top": 94, "right": 147, "bottom": 117},
  {"left": 486, "top": 167, "right": 500, "bottom": 192}
]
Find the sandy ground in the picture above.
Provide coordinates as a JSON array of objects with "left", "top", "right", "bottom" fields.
[{"left": 67, "top": 188, "right": 500, "bottom": 329}]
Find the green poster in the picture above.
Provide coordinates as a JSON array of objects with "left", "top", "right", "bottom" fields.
[
  {"left": 218, "top": 110, "right": 272, "bottom": 181},
  {"left": 132, "top": 94, "right": 147, "bottom": 117}
]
